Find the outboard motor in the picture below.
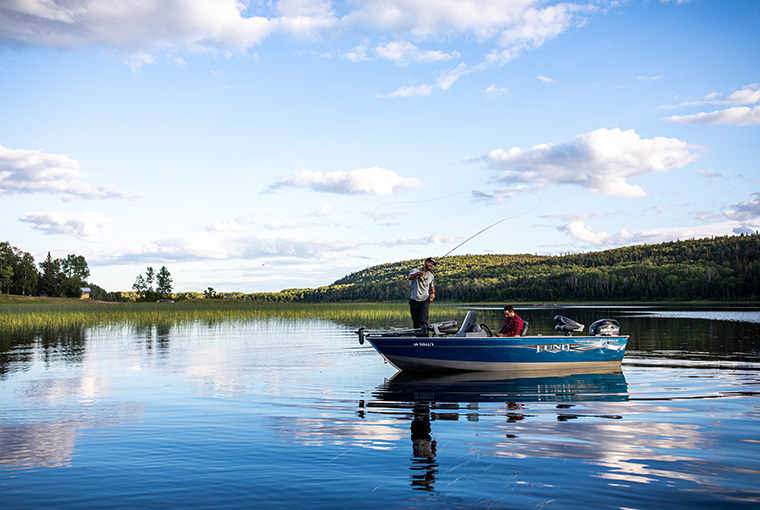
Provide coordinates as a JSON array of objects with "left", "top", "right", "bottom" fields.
[
  {"left": 589, "top": 318, "right": 621, "bottom": 336},
  {"left": 554, "top": 315, "right": 585, "bottom": 336}
]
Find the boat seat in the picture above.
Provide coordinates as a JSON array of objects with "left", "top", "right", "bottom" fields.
[
  {"left": 455, "top": 311, "right": 487, "bottom": 337},
  {"left": 430, "top": 320, "right": 458, "bottom": 335},
  {"left": 554, "top": 315, "right": 584, "bottom": 336},
  {"left": 521, "top": 321, "right": 529, "bottom": 336}
]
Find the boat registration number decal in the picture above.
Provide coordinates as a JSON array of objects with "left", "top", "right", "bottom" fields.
[{"left": 413, "top": 342, "right": 434, "bottom": 347}]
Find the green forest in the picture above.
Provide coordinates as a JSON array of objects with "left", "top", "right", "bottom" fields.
[
  {"left": 247, "top": 234, "right": 760, "bottom": 303},
  {"left": 3, "top": 234, "right": 759, "bottom": 303}
]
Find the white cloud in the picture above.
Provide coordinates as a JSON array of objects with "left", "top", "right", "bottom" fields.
[
  {"left": 93, "top": 231, "right": 350, "bottom": 266},
  {"left": 268, "top": 166, "right": 423, "bottom": 195},
  {"left": 375, "top": 41, "right": 459, "bottom": 66},
  {"left": 724, "top": 193, "right": 760, "bottom": 222},
  {"left": 479, "top": 128, "right": 702, "bottom": 197},
  {"left": 665, "top": 105, "right": 760, "bottom": 126},
  {"left": 695, "top": 169, "right": 724, "bottom": 182},
  {"left": 718, "top": 83, "right": 760, "bottom": 106},
  {"left": 484, "top": 84, "right": 508, "bottom": 99},
  {"left": 0, "top": 144, "right": 136, "bottom": 200},
  {"left": 487, "top": 2, "right": 593, "bottom": 64},
  {"left": 275, "top": 0, "right": 338, "bottom": 37},
  {"left": 344, "top": 42, "right": 370, "bottom": 62},
  {"left": 380, "top": 84, "right": 433, "bottom": 98},
  {"left": 0, "top": 1, "right": 601, "bottom": 73},
  {"left": 20, "top": 212, "right": 116, "bottom": 240},
  {"left": 0, "top": 0, "right": 277, "bottom": 51},
  {"left": 558, "top": 219, "right": 752, "bottom": 248},
  {"left": 436, "top": 62, "right": 482, "bottom": 90},
  {"left": 558, "top": 221, "right": 635, "bottom": 246},
  {"left": 663, "top": 83, "right": 760, "bottom": 126},
  {"left": 383, "top": 233, "right": 460, "bottom": 247},
  {"left": 536, "top": 75, "right": 555, "bottom": 83}
]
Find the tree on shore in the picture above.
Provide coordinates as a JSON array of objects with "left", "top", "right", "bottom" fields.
[
  {"left": 156, "top": 266, "right": 173, "bottom": 298},
  {"left": 59, "top": 254, "right": 90, "bottom": 298},
  {"left": 38, "top": 252, "right": 60, "bottom": 297},
  {"left": 133, "top": 266, "right": 173, "bottom": 301},
  {"left": 0, "top": 242, "right": 39, "bottom": 295}
]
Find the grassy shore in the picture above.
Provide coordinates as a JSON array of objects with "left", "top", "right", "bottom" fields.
[{"left": 0, "top": 295, "right": 463, "bottom": 334}]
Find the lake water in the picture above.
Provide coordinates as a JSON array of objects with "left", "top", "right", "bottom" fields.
[{"left": 2, "top": 305, "right": 759, "bottom": 509}]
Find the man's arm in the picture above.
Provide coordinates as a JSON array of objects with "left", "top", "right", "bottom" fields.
[
  {"left": 408, "top": 268, "right": 423, "bottom": 280},
  {"left": 429, "top": 283, "right": 435, "bottom": 301}
]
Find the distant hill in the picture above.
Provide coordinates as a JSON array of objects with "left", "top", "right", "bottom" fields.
[{"left": 248, "top": 234, "right": 760, "bottom": 302}]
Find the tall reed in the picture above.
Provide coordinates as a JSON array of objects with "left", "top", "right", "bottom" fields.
[{"left": 0, "top": 298, "right": 463, "bottom": 336}]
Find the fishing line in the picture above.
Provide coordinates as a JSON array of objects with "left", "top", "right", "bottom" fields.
[
  {"left": 438, "top": 190, "right": 542, "bottom": 260},
  {"left": 329, "top": 189, "right": 542, "bottom": 260}
]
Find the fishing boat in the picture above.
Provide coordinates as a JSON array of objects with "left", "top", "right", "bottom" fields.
[{"left": 355, "top": 311, "right": 628, "bottom": 373}]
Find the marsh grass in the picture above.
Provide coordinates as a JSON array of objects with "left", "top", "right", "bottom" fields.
[{"left": 0, "top": 297, "right": 464, "bottom": 335}]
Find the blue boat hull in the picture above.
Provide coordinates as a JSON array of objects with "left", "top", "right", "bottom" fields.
[{"left": 366, "top": 334, "right": 628, "bottom": 373}]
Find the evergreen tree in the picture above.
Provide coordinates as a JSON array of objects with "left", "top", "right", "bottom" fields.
[
  {"left": 38, "top": 252, "right": 60, "bottom": 296},
  {"left": 156, "top": 266, "right": 173, "bottom": 297}
]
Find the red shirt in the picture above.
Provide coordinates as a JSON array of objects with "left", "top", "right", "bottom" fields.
[{"left": 500, "top": 314, "right": 525, "bottom": 336}]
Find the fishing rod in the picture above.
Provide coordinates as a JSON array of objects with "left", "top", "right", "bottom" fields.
[
  {"left": 433, "top": 190, "right": 543, "bottom": 263},
  {"left": 330, "top": 188, "right": 542, "bottom": 261},
  {"left": 439, "top": 217, "right": 507, "bottom": 260}
]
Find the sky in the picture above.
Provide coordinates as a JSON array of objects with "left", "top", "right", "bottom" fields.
[{"left": 1, "top": 0, "right": 759, "bottom": 294}]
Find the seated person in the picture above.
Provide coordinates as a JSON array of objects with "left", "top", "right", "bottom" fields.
[{"left": 497, "top": 305, "right": 525, "bottom": 337}]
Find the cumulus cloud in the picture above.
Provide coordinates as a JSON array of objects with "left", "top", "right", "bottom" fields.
[
  {"left": 479, "top": 128, "right": 702, "bottom": 197},
  {"left": 0, "top": 144, "right": 136, "bottom": 200},
  {"left": 558, "top": 220, "right": 750, "bottom": 248},
  {"left": 558, "top": 221, "right": 635, "bottom": 246},
  {"left": 1, "top": 1, "right": 604, "bottom": 78},
  {"left": 20, "top": 211, "right": 116, "bottom": 240},
  {"left": 724, "top": 193, "right": 760, "bottom": 222},
  {"left": 664, "top": 83, "right": 760, "bottom": 126},
  {"left": 0, "top": 0, "right": 277, "bottom": 51},
  {"left": 268, "top": 166, "right": 423, "bottom": 195}
]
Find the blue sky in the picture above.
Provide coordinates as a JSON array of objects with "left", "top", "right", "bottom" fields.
[{"left": 1, "top": 0, "right": 759, "bottom": 293}]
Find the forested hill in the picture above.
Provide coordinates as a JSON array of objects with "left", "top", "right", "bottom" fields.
[{"left": 266, "top": 234, "right": 760, "bottom": 302}]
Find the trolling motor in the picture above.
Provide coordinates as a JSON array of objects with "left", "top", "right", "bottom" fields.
[{"left": 554, "top": 315, "right": 585, "bottom": 336}]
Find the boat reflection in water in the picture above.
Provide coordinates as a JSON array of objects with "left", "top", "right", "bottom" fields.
[{"left": 365, "top": 369, "right": 628, "bottom": 492}]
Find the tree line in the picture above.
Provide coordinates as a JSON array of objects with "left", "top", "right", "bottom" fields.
[
  {"left": 4, "top": 234, "right": 758, "bottom": 302},
  {"left": 242, "top": 234, "right": 760, "bottom": 302},
  {"left": 1, "top": 241, "right": 173, "bottom": 301},
  {"left": 1, "top": 242, "right": 91, "bottom": 298}
]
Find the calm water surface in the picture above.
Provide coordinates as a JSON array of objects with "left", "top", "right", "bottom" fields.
[{"left": 2, "top": 306, "right": 759, "bottom": 509}]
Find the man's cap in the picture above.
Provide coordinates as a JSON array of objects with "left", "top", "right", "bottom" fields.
[{"left": 425, "top": 257, "right": 436, "bottom": 265}]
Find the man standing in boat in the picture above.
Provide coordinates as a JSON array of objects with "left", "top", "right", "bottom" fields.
[
  {"left": 497, "top": 305, "right": 525, "bottom": 337},
  {"left": 408, "top": 257, "right": 436, "bottom": 330}
]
